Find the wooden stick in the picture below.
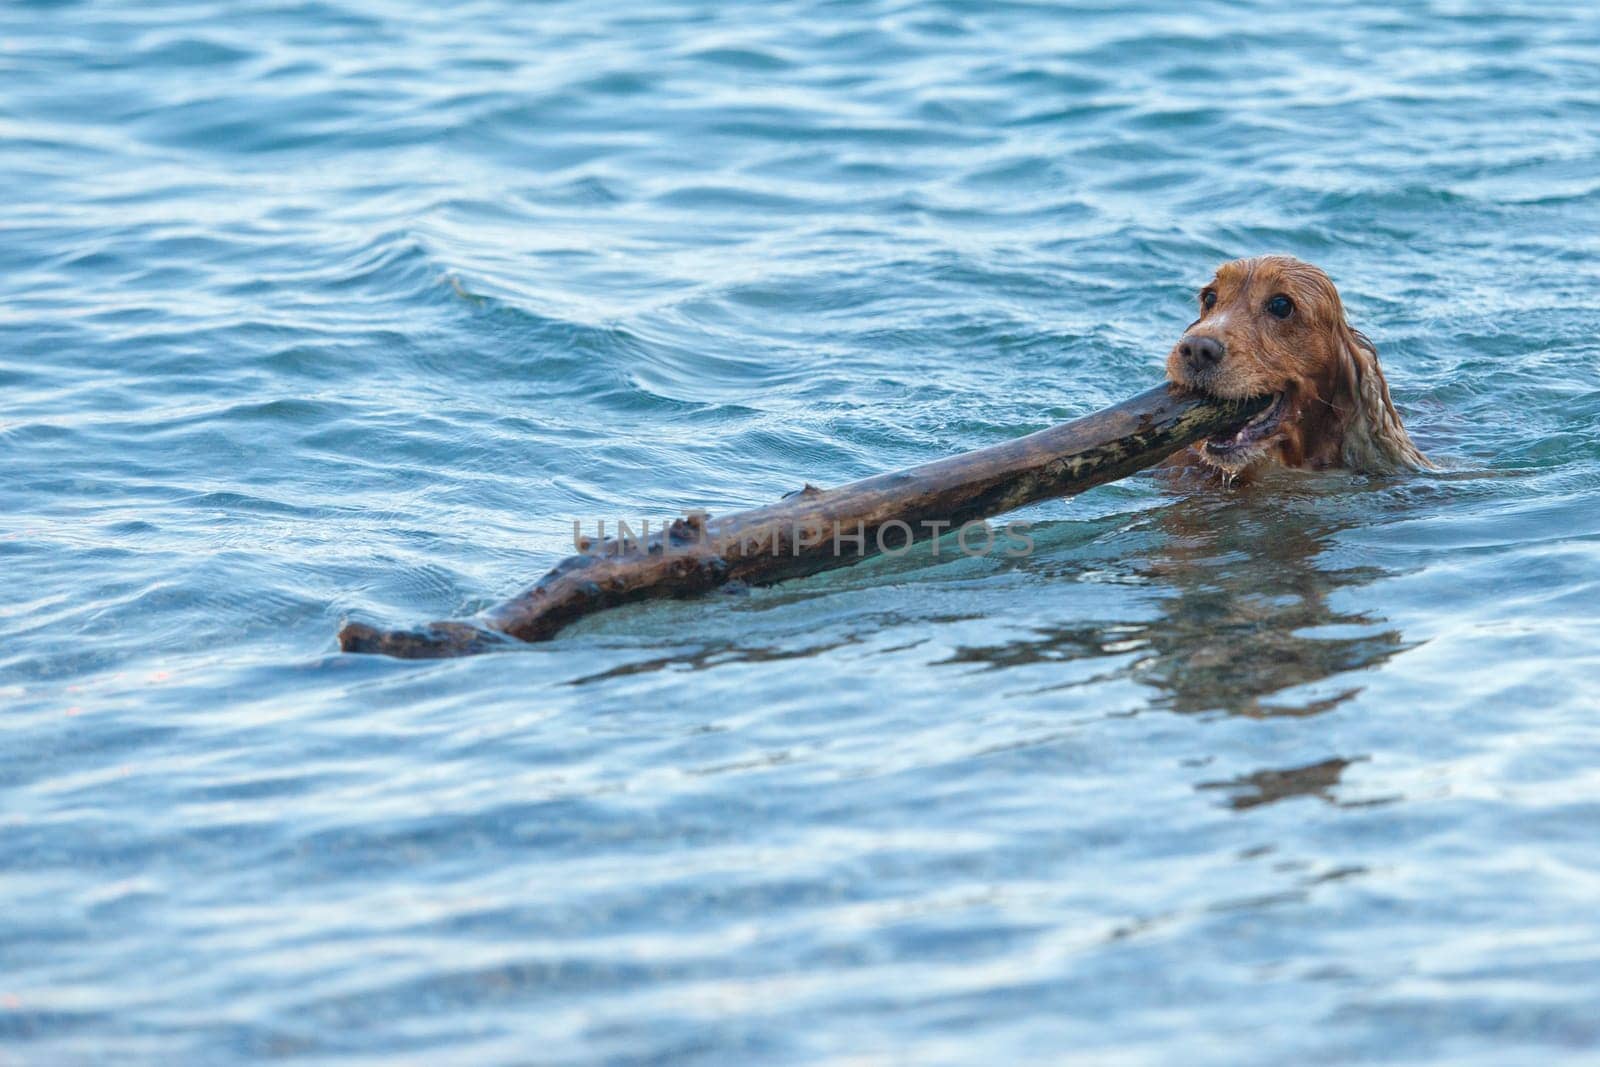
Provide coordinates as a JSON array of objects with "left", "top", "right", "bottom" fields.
[{"left": 338, "top": 383, "right": 1266, "bottom": 658}]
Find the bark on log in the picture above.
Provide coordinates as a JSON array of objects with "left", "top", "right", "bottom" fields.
[{"left": 338, "top": 383, "right": 1266, "bottom": 659}]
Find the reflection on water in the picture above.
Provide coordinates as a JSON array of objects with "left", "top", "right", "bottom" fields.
[
  {"left": 566, "top": 636, "right": 850, "bottom": 686},
  {"left": 566, "top": 481, "right": 1416, "bottom": 727},
  {"left": 948, "top": 484, "right": 1415, "bottom": 718},
  {"left": 1135, "top": 489, "right": 1414, "bottom": 717},
  {"left": 1198, "top": 755, "right": 1401, "bottom": 812},
  {"left": 1198, "top": 756, "right": 1358, "bottom": 810}
]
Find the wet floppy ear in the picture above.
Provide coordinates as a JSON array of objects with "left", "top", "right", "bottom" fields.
[
  {"left": 1334, "top": 323, "right": 1432, "bottom": 472},
  {"left": 1332, "top": 326, "right": 1370, "bottom": 414}
]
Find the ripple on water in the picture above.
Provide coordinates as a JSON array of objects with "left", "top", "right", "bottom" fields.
[{"left": 6, "top": 0, "right": 1600, "bottom": 1064}]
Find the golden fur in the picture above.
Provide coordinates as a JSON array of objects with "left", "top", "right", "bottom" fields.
[{"left": 1166, "top": 255, "right": 1429, "bottom": 475}]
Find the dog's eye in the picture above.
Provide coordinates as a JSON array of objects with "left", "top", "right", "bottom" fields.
[
  {"left": 1266, "top": 294, "right": 1294, "bottom": 319},
  {"left": 1201, "top": 289, "right": 1217, "bottom": 310}
]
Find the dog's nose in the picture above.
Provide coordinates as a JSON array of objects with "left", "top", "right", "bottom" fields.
[{"left": 1179, "top": 334, "right": 1225, "bottom": 372}]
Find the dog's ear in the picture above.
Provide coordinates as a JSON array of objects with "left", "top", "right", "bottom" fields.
[{"left": 1334, "top": 326, "right": 1432, "bottom": 472}]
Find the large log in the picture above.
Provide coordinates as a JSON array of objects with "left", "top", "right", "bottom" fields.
[{"left": 338, "top": 383, "right": 1266, "bottom": 659}]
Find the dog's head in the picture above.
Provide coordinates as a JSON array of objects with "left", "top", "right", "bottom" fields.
[{"left": 1166, "top": 255, "right": 1429, "bottom": 474}]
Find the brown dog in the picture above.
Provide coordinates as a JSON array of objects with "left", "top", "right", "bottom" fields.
[{"left": 1166, "top": 255, "right": 1430, "bottom": 475}]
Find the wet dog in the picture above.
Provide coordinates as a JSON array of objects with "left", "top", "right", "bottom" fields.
[{"left": 1166, "top": 255, "right": 1429, "bottom": 476}]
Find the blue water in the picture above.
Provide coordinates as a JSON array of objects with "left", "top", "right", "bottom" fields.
[{"left": 6, "top": 1, "right": 1600, "bottom": 1062}]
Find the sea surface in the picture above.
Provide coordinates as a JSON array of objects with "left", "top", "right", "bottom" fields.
[{"left": 5, "top": 1, "right": 1600, "bottom": 1063}]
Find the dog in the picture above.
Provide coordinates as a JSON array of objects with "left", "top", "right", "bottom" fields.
[{"left": 1166, "top": 255, "right": 1430, "bottom": 476}]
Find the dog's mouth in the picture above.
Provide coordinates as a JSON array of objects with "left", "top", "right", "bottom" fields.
[{"left": 1203, "top": 391, "right": 1287, "bottom": 463}]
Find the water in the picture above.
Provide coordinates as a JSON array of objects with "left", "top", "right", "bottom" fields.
[{"left": 5, "top": 1, "right": 1600, "bottom": 1062}]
